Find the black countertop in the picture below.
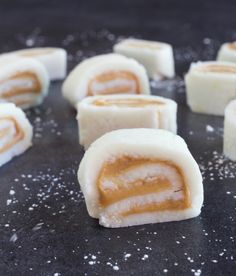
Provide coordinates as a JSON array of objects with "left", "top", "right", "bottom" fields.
[{"left": 0, "top": 1, "right": 235, "bottom": 275}]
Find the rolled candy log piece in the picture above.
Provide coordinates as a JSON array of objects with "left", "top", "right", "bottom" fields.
[
  {"left": 217, "top": 42, "right": 236, "bottom": 63},
  {"left": 0, "top": 56, "right": 49, "bottom": 109},
  {"left": 113, "top": 38, "right": 175, "bottom": 80},
  {"left": 77, "top": 94, "right": 177, "bottom": 149},
  {"left": 62, "top": 53, "right": 150, "bottom": 106},
  {"left": 2, "top": 47, "right": 67, "bottom": 81},
  {"left": 78, "top": 129, "right": 203, "bottom": 228},
  {"left": 0, "top": 103, "right": 33, "bottom": 167},
  {"left": 224, "top": 99, "right": 236, "bottom": 160},
  {"left": 185, "top": 61, "right": 236, "bottom": 115}
]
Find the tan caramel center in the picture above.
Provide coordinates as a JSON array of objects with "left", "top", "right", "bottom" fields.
[
  {"left": 228, "top": 43, "right": 236, "bottom": 51},
  {"left": 93, "top": 98, "right": 165, "bottom": 107},
  {"left": 18, "top": 49, "right": 54, "bottom": 57},
  {"left": 197, "top": 64, "right": 236, "bottom": 74},
  {"left": 0, "top": 71, "right": 41, "bottom": 99},
  {"left": 88, "top": 71, "right": 140, "bottom": 96},
  {"left": 0, "top": 117, "right": 24, "bottom": 153},
  {"left": 97, "top": 156, "right": 191, "bottom": 215},
  {"left": 122, "top": 199, "right": 188, "bottom": 216}
]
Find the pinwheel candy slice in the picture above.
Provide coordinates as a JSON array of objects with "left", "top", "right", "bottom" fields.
[
  {"left": 77, "top": 94, "right": 177, "bottom": 149},
  {"left": 0, "top": 56, "right": 49, "bottom": 109},
  {"left": 185, "top": 61, "right": 236, "bottom": 115},
  {"left": 78, "top": 129, "right": 203, "bottom": 228},
  {"left": 62, "top": 53, "right": 150, "bottom": 106},
  {"left": 114, "top": 38, "right": 175, "bottom": 80},
  {"left": 0, "top": 103, "right": 33, "bottom": 167}
]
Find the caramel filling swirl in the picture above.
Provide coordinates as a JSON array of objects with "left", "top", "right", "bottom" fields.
[
  {"left": 93, "top": 98, "right": 165, "bottom": 107},
  {"left": 0, "top": 71, "right": 42, "bottom": 107},
  {"left": 228, "top": 43, "right": 236, "bottom": 51},
  {"left": 97, "top": 156, "right": 191, "bottom": 217},
  {"left": 18, "top": 48, "right": 55, "bottom": 57},
  {"left": 196, "top": 64, "right": 236, "bottom": 74},
  {"left": 0, "top": 117, "right": 24, "bottom": 154},
  {"left": 88, "top": 71, "right": 140, "bottom": 96}
]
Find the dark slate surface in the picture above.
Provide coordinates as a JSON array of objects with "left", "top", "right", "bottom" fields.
[{"left": 0, "top": 0, "right": 235, "bottom": 275}]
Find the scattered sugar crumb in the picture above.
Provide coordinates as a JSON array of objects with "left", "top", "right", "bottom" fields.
[
  {"left": 6, "top": 199, "right": 12, "bottom": 206},
  {"left": 199, "top": 150, "right": 236, "bottom": 180},
  {"left": 9, "top": 233, "right": 18, "bottom": 243},
  {"left": 113, "top": 265, "right": 119, "bottom": 271},
  {"left": 124, "top": 253, "right": 131, "bottom": 260},
  {"left": 192, "top": 269, "right": 202, "bottom": 276},
  {"left": 150, "top": 76, "right": 185, "bottom": 93},
  {"left": 88, "top": 261, "right": 95, "bottom": 265},
  {"left": 141, "top": 254, "right": 149, "bottom": 261},
  {"left": 211, "top": 260, "right": 218, "bottom": 263},
  {"left": 9, "top": 190, "right": 15, "bottom": 195},
  {"left": 206, "top": 125, "right": 214, "bottom": 132}
]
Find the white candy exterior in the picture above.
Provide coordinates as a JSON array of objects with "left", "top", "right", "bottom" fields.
[
  {"left": 217, "top": 43, "right": 236, "bottom": 63},
  {"left": 3, "top": 47, "right": 67, "bottom": 81},
  {"left": 62, "top": 53, "right": 150, "bottom": 106},
  {"left": 185, "top": 61, "right": 236, "bottom": 115},
  {"left": 78, "top": 129, "right": 203, "bottom": 228},
  {"left": 77, "top": 94, "right": 177, "bottom": 149},
  {"left": 224, "top": 99, "right": 236, "bottom": 160},
  {"left": 0, "top": 55, "right": 49, "bottom": 109},
  {"left": 114, "top": 38, "right": 175, "bottom": 80},
  {"left": 0, "top": 103, "right": 33, "bottom": 167}
]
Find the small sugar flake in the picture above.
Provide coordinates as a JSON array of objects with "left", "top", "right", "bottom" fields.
[
  {"left": 206, "top": 125, "right": 214, "bottom": 132},
  {"left": 113, "top": 265, "right": 119, "bottom": 271},
  {"left": 9, "top": 190, "right": 15, "bottom": 195},
  {"left": 10, "top": 233, "right": 18, "bottom": 243}
]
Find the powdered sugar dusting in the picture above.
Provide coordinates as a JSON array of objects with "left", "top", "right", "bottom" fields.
[
  {"left": 0, "top": 28, "right": 235, "bottom": 275},
  {"left": 150, "top": 76, "right": 185, "bottom": 93},
  {"left": 199, "top": 150, "right": 236, "bottom": 181}
]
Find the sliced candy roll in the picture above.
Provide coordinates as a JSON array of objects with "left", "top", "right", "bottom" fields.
[
  {"left": 113, "top": 38, "right": 175, "bottom": 80},
  {"left": 224, "top": 99, "right": 236, "bottom": 160},
  {"left": 0, "top": 103, "right": 33, "bottom": 167},
  {"left": 62, "top": 53, "right": 150, "bottom": 106},
  {"left": 185, "top": 61, "right": 236, "bottom": 115},
  {"left": 4, "top": 47, "right": 67, "bottom": 81},
  {"left": 77, "top": 94, "right": 177, "bottom": 149},
  {"left": 78, "top": 129, "right": 203, "bottom": 228},
  {"left": 217, "top": 42, "right": 236, "bottom": 63},
  {"left": 0, "top": 56, "right": 49, "bottom": 109}
]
